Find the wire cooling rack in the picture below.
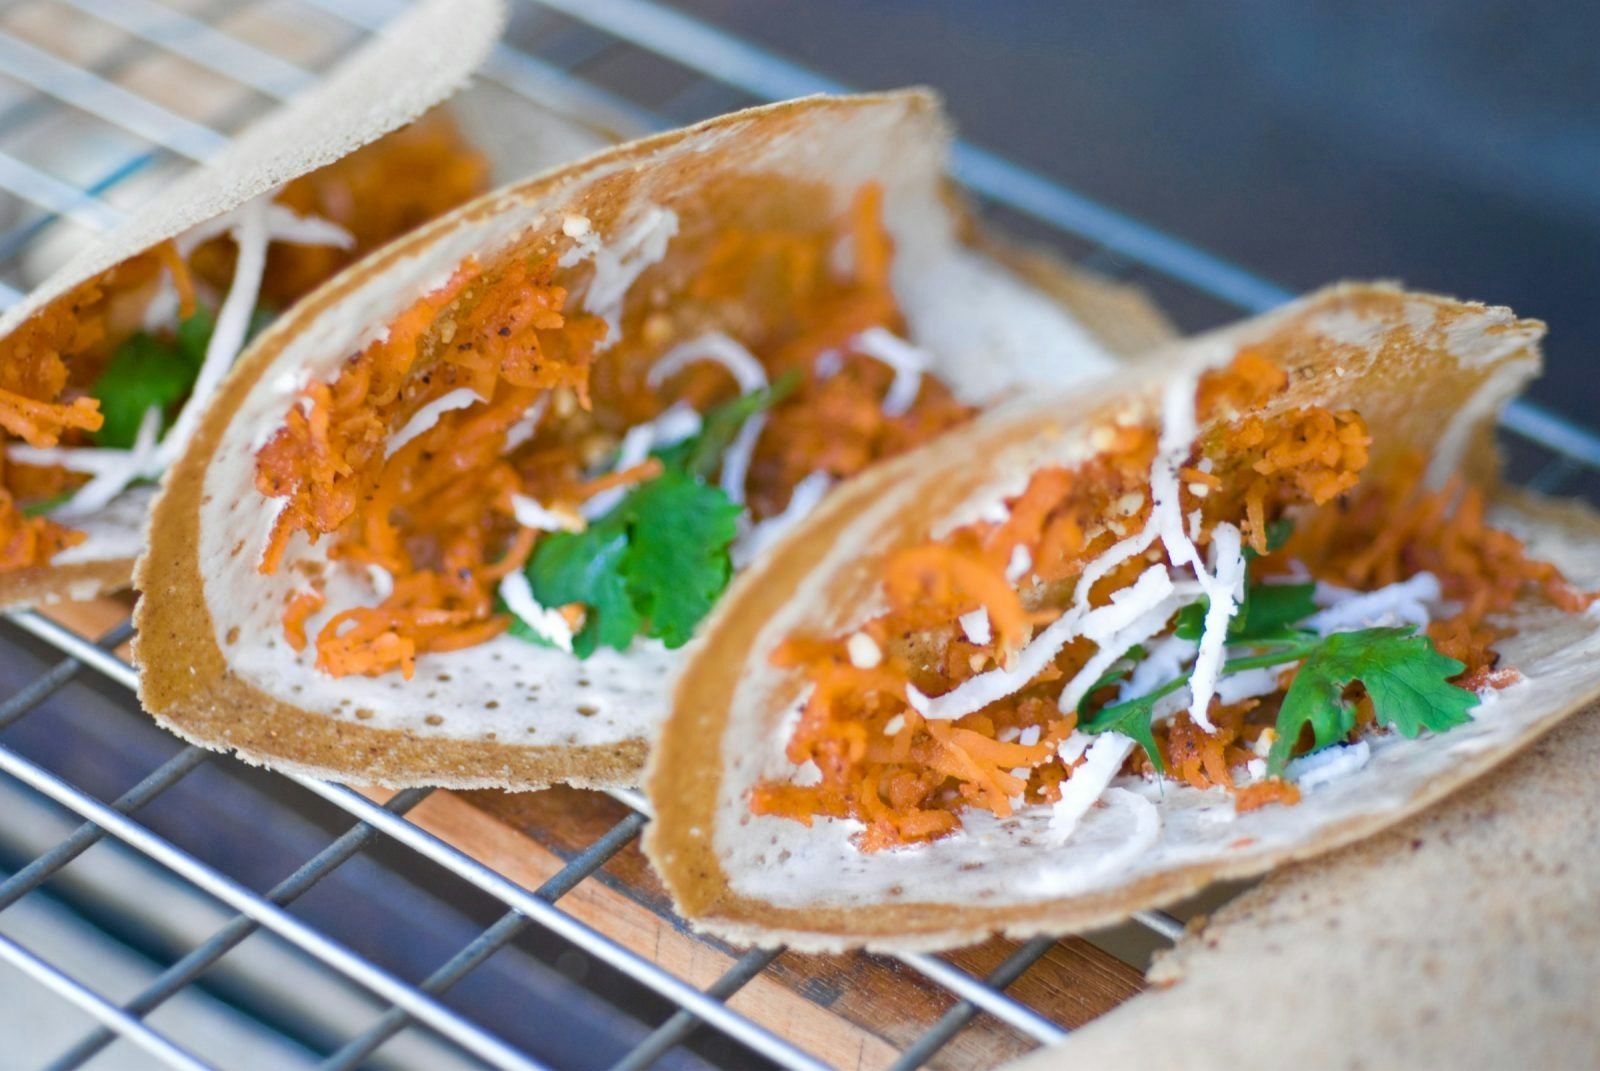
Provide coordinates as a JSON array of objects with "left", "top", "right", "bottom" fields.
[{"left": 0, "top": 2, "right": 1596, "bottom": 1069}]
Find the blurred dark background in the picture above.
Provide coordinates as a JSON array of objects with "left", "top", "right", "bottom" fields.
[{"left": 672, "top": 0, "right": 1599, "bottom": 423}]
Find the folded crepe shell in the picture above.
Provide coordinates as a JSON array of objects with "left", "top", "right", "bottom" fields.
[
  {"left": 135, "top": 90, "right": 1159, "bottom": 791},
  {"left": 0, "top": 0, "right": 506, "bottom": 610},
  {"left": 646, "top": 282, "right": 1600, "bottom": 952}
]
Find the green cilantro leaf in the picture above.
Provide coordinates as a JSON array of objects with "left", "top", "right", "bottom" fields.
[
  {"left": 653, "top": 369, "right": 801, "bottom": 480},
  {"left": 527, "top": 519, "right": 639, "bottom": 657},
  {"left": 1268, "top": 626, "right": 1475, "bottom": 774},
  {"left": 1174, "top": 579, "right": 1318, "bottom": 643},
  {"left": 89, "top": 331, "right": 197, "bottom": 448},
  {"left": 87, "top": 304, "right": 276, "bottom": 450},
  {"left": 523, "top": 470, "right": 742, "bottom": 656},
  {"left": 21, "top": 491, "right": 73, "bottom": 518},
  {"left": 1259, "top": 517, "right": 1295, "bottom": 556},
  {"left": 515, "top": 371, "right": 802, "bottom": 657},
  {"left": 620, "top": 469, "right": 743, "bottom": 646},
  {"left": 1081, "top": 638, "right": 1323, "bottom": 771},
  {"left": 1080, "top": 691, "right": 1167, "bottom": 774}
]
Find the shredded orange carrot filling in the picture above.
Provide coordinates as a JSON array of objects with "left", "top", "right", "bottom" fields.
[
  {"left": 257, "top": 181, "right": 968, "bottom": 677},
  {"left": 755, "top": 350, "right": 1589, "bottom": 850}
]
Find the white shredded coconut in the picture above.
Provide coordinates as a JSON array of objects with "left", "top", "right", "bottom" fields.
[
  {"left": 366, "top": 564, "right": 394, "bottom": 600},
  {"left": 1120, "top": 632, "right": 1198, "bottom": 701},
  {"left": 648, "top": 332, "right": 769, "bottom": 504},
  {"left": 731, "top": 471, "right": 833, "bottom": 568},
  {"left": 980, "top": 499, "right": 1011, "bottom": 524},
  {"left": 510, "top": 493, "right": 584, "bottom": 533},
  {"left": 496, "top": 571, "right": 573, "bottom": 653},
  {"left": 958, "top": 608, "right": 992, "bottom": 646},
  {"left": 849, "top": 325, "right": 930, "bottom": 417},
  {"left": 1047, "top": 732, "right": 1136, "bottom": 844},
  {"left": 1056, "top": 730, "right": 1093, "bottom": 766},
  {"left": 1017, "top": 725, "right": 1041, "bottom": 747},
  {"left": 882, "top": 714, "right": 905, "bottom": 737},
  {"left": 10, "top": 406, "right": 163, "bottom": 518},
  {"left": 558, "top": 204, "right": 678, "bottom": 350},
  {"left": 1005, "top": 544, "right": 1032, "bottom": 584},
  {"left": 502, "top": 395, "right": 549, "bottom": 453},
  {"left": 846, "top": 632, "right": 882, "bottom": 669},
  {"left": 1184, "top": 521, "right": 1248, "bottom": 731},
  {"left": 385, "top": 387, "right": 482, "bottom": 458}
]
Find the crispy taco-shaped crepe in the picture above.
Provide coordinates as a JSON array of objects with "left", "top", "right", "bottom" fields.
[
  {"left": 0, "top": 0, "right": 505, "bottom": 610},
  {"left": 135, "top": 90, "right": 1166, "bottom": 790},
  {"left": 646, "top": 283, "right": 1600, "bottom": 952}
]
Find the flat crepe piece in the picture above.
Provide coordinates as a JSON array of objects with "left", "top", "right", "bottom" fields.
[
  {"left": 1006, "top": 610, "right": 1600, "bottom": 1069},
  {"left": 135, "top": 90, "right": 1151, "bottom": 792},
  {"left": 0, "top": 0, "right": 507, "bottom": 610},
  {"left": 646, "top": 282, "right": 1600, "bottom": 952}
]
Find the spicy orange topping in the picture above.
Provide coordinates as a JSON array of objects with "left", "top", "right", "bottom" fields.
[{"left": 256, "top": 182, "right": 974, "bottom": 678}]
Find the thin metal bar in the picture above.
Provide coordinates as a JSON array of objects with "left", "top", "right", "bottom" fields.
[
  {"left": 0, "top": 150, "right": 126, "bottom": 232},
  {"left": 45, "top": 787, "right": 435, "bottom": 1071},
  {"left": 0, "top": 745, "right": 545, "bottom": 1071},
  {"left": 0, "top": 931, "right": 215, "bottom": 1071},
  {"left": 611, "top": 947, "right": 782, "bottom": 1071},
  {"left": 0, "top": 34, "right": 228, "bottom": 161},
  {"left": 56, "top": 0, "right": 316, "bottom": 101},
  {"left": 321, "top": 810, "right": 648, "bottom": 1070},
  {"left": 300, "top": 0, "right": 655, "bottom": 135},
  {"left": 1133, "top": 910, "right": 1186, "bottom": 943},
  {"left": 0, "top": 148, "right": 159, "bottom": 265},
  {"left": 1528, "top": 455, "right": 1580, "bottom": 495},
  {"left": 1501, "top": 399, "right": 1600, "bottom": 471},
  {"left": 888, "top": 936, "right": 1059, "bottom": 1071},
  {"left": 290, "top": 778, "right": 829, "bottom": 1071},
  {"left": 0, "top": 746, "right": 209, "bottom": 913},
  {"left": 0, "top": 618, "right": 133, "bottom": 732},
  {"left": 7, "top": 611, "right": 138, "bottom": 689},
  {"left": 896, "top": 952, "right": 1067, "bottom": 1046},
  {"left": 604, "top": 786, "right": 652, "bottom": 817}
]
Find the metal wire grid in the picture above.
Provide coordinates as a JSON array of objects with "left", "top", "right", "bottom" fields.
[{"left": 0, "top": 1, "right": 1594, "bottom": 1069}]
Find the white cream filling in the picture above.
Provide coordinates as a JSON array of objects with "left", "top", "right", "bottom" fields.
[{"left": 958, "top": 607, "right": 992, "bottom": 646}]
